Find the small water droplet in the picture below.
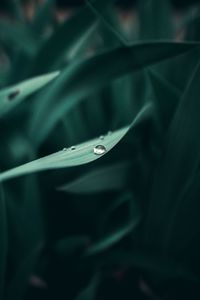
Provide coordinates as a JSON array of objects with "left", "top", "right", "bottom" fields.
[
  {"left": 62, "top": 148, "right": 67, "bottom": 151},
  {"left": 107, "top": 131, "right": 112, "bottom": 135},
  {"left": 99, "top": 135, "right": 104, "bottom": 140},
  {"left": 8, "top": 89, "right": 20, "bottom": 101},
  {"left": 93, "top": 145, "right": 107, "bottom": 155},
  {"left": 70, "top": 146, "right": 76, "bottom": 150}
]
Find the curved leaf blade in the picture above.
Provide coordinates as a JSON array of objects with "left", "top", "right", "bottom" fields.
[
  {"left": 29, "top": 0, "right": 116, "bottom": 75},
  {"left": 30, "top": 41, "right": 200, "bottom": 145},
  {"left": 0, "top": 103, "right": 152, "bottom": 182},
  {"left": 148, "top": 69, "right": 181, "bottom": 129},
  {"left": 75, "top": 273, "right": 100, "bottom": 300},
  {"left": 0, "top": 71, "right": 59, "bottom": 117},
  {"left": 145, "top": 60, "right": 200, "bottom": 253},
  {"left": 86, "top": 193, "right": 141, "bottom": 255},
  {"left": 139, "top": 0, "right": 173, "bottom": 40},
  {"left": 57, "top": 161, "right": 130, "bottom": 194}
]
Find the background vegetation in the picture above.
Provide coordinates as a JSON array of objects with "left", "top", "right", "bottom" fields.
[{"left": 0, "top": 0, "right": 200, "bottom": 299}]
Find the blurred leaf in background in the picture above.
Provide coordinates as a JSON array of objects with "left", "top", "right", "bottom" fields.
[{"left": 0, "top": 0, "right": 200, "bottom": 300}]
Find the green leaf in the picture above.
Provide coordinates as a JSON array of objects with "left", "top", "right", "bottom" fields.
[
  {"left": 28, "top": 0, "right": 117, "bottom": 75},
  {"left": 99, "top": 191, "right": 137, "bottom": 235},
  {"left": 163, "top": 169, "right": 200, "bottom": 268},
  {"left": 0, "top": 71, "right": 59, "bottom": 117},
  {"left": 138, "top": 0, "right": 173, "bottom": 40},
  {"left": 9, "top": 0, "right": 25, "bottom": 22},
  {"left": 0, "top": 19, "right": 37, "bottom": 56},
  {"left": 57, "top": 161, "right": 130, "bottom": 194},
  {"left": 86, "top": 193, "right": 141, "bottom": 255},
  {"left": 102, "top": 249, "right": 198, "bottom": 282},
  {"left": 148, "top": 69, "right": 181, "bottom": 129},
  {"left": 6, "top": 136, "right": 44, "bottom": 265},
  {"left": 144, "top": 60, "right": 200, "bottom": 254},
  {"left": 0, "top": 103, "right": 152, "bottom": 182},
  {"left": 0, "top": 184, "right": 7, "bottom": 298},
  {"left": 185, "top": 14, "right": 200, "bottom": 41},
  {"left": 55, "top": 236, "right": 89, "bottom": 257},
  {"left": 87, "top": 0, "right": 128, "bottom": 46},
  {"left": 111, "top": 74, "right": 135, "bottom": 125},
  {"left": 29, "top": 41, "right": 199, "bottom": 145},
  {"left": 31, "top": 0, "right": 55, "bottom": 35},
  {"left": 6, "top": 244, "right": 42, "bottom": 300},
  {"left": 75, "top": 273, "right": 100, "bottom": 300},
  {"left": 176, "top": 6, "right": 199, "bottom": 38}
]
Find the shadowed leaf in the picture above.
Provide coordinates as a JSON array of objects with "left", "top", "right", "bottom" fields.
[
  {"left": 30, "top": 41, "right": 199, "bottom": 145},
  {"left": 0, "top": 184, "right": 7, "bottom": 298},
  {"left": 57, "top": 161, "right": 130, "bottom": 194}
]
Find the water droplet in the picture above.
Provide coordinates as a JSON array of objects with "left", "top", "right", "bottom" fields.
[
  {"left": 99, "top": 135, "right": 104, "bottom": 140},
  {"left": 107, "top": 131, "right": 112, "bottom": 135},
  {"left": 8, "top": 89, "right": 20, "bottom": 101},
  {"left": 93, "top": 145, "right": 107, "bottom": 155},
  {"left": 70, "top": 146, "right": 76, "bottom": 150},
  {"left": 62, "top": 148, "right": 67, "bottom": 151}
]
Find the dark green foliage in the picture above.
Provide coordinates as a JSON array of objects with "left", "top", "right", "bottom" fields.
[
  {"left": 1, "top": 0, "right": 200, "bottom": 299},
  {"left": 0, "top": 185, "right": 7, "bottom": 298}
]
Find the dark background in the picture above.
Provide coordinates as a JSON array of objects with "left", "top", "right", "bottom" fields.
[
  {"left": 0, "top": 0, "right": 200, "bottom": 11},
  {"left": 55, "top": 0, "right": 200, "bottom": 9}
]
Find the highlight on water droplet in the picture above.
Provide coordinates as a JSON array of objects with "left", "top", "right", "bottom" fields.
[
  {"left": 62, "top": 148, "right": 67, "bottom": 151},
  {"left": 8, "top": 89, "right": 20, "bottom": 101},
  {"left": 99, "top": 135, "right": 104, "bottom": 140},
  {"left": 70, "top": 146, "right": 76, "bottom": 150},
  {"left": 107, "top": 131, "right": 112, "bottom": 135},
  {"left": 93, "top": 145, "right": 107, "bottom": 155}
]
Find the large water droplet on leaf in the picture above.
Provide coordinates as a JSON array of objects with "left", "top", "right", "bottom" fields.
[{"left": 93, "top": 145, "right": 107, "bottom": 155}]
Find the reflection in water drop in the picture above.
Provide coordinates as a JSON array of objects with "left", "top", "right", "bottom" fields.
[
  {"left": 93, "top": 145, "right": 107, "bottom": 155},
  {"left": 70, "top": 146, "right": 76, "bottom": 150},
  {"left": 62, "top": 148, "right": 67, "bottom": 151},
  {"left": 99, "top": 135, "right": 105, "bottom": 140}
]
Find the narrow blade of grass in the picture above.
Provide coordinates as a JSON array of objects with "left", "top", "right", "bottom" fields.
[
  {"left": 0, "top": 71, "right": 59, "bottom": 117},
  {"left": 0, "top": 103, "right": 152, "bottom": 182},
  {"left": 29, "top": 41, "right": 199, "bottom": 145},
  {"left": 31, "top": 0, "right": 55, "bottom": 35},
  {"left": 0, "top": 184, "right": 7, "bottom": 298},
  {"left": 29, "top": 0, "right": 117, "bottom": 75},
  {"left": 75, "top": 273, "right": 100, "bottom": 300},
  {"left": 86, "top": 193, "right": 141, "bottom": 255},
  {"left": 138, "top": 0, "right": 173, "bottom": 40},
  {"left": 148, "top": 69, "right": 181, "bottom": 129},
  {"left": 57, "top": 161, "right": 130, "bottom": 194},
  {"left": 144, "top": 60, "right": 200, "bottom": 254}
]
